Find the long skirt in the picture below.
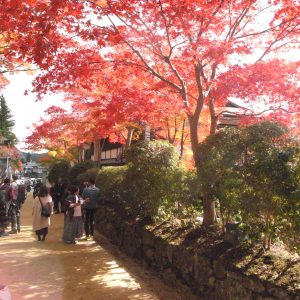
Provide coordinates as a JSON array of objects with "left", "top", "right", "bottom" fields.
[{"left": 62, "top": 215, "right": 84, "bottom": 243}]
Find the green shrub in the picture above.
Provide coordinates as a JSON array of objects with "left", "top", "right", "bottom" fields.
[
  {"left": 47, "top": 160, "right": 70, "bottom": 183},
  {"left": 95, "top": 156, "right": 200, "bottom": 221},
  {"left": 283, "top": 150, "right": 300, "bottom": 252},
  {"left": 197, "top": 121, "right": 300, "bottom": 250},
  {"left": 124, "top": 141, "right": 185, "bottom": 220},
  {"left": 69, "top": 160, "right": 95, "bottom": 185},
  {"left": 77, "top": 167, "right": 100, "bottom": 183},
  {"left": 125, "top": 140, "right": 179, "bottom": 168},
  {"left": 218, "top": 174, "right": 243, "bottom": 228},
  {"left": 238, "top": 123, "right": 298, "bottom": 249},
  {"left": 282, "top": 182, "right": 300, "bottom": 253},
  {"left": 197, "top": 127, "right": 243, "bottom": 230},
  {"left": 96, "top": 166, "right": 127, "bottom": 207},
  {"left": 160, "top": 168, "right": 203, "bottom": 220}
]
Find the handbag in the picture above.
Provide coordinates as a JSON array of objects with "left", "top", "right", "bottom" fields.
[{"left": 39, "top": 197, "right": 51, "bottom": 218}]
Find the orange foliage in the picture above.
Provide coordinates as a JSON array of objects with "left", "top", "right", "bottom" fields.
[{"left": 2, "top": 0, "right": 299, "bottom": 162}]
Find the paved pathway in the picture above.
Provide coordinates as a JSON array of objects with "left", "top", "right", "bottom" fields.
[{"left": 0, "top": 193, "right": 197, "bottom": 300}]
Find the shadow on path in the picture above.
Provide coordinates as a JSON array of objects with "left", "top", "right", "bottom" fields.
[{"left": 0, "top": 193, "right": 195, "bottom": 300}]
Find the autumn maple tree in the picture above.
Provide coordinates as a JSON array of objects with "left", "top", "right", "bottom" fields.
[
  {"left": 0, "top": 1, "right": 38, "bottom": 88},
  {"left": 2, "top": 0, "right": 299, "bottom": 225},
  {"left": 26, "top": 71, "right": 185, "bottom": 156}
]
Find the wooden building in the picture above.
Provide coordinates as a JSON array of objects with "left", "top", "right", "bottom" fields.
[
  {"left": 84, "top": 124, "right": 151, "bottom": 166},
  {"left": 217, "top": 100, "right": 245, "bottom": 129},
  {"left": 81, "top": 103, "right": 245, "bottom": 166}
]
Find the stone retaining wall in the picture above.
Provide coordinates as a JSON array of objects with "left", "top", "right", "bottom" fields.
[{"left": 94, "top": 205, "right": 300, "bottom": 300}]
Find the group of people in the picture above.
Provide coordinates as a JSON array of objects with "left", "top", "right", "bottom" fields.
[
  {"left": 0, "top": 175, "right": 101, "bottom": 243},
  {"left": 0, "top": 175, "right": 26, "bottom": 237},
  {"left": 32, "top": 177, "right": 100, "bottom": 244}
]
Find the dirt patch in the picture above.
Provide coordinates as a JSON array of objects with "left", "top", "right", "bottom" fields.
[{"left": 233, "top": 246, "right": 300, "bottom": 292}]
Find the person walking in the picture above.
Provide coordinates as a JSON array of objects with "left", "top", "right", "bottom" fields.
[
  {"left": 52, "top": 178, "right": 66, "bottom": 213},
  {"left": 32, "top": 185, "right": 53, "bottom": 241},
  {"left": 8, "top": 175, "right": 19, "bottom": 234},
  {"left": 16, "top": 181, "right": 27, "bottom": 232},
  {"left": 33, "top": 180, "right": 43, "bottom": 199},
  {"left": 0, "top": 193, "right": 9, "bottom": 236},
  {"left": 62, "top": 185, "right": 84, "bottom": 244},
  {"left": 10, "top": 175, "right": 27, "bottom": 233},
  {"left": 0, "top": 178, "right": 12, "bottom": 212},
  {"left": 0, "top": 178, "right": 10, "bottom": 237},
  {"left": 82, "top": 178, "right": 100, "bottom": 240}
]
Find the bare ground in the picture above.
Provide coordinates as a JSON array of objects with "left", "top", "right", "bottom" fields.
[{"left": 0, "top": 193, "right": 199, "bottom": 300}]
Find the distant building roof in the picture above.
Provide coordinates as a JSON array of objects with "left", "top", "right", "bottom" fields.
[
  {"left": 23, "top": 162, "right": 47, "bottom": 171},
  {"left": 226, "top": 100, "right": 242, "bottom": 109},
  {"left": 217, "top": 100, "right": 247, "bottom": 129},
  {"left": 24, "top": 162, "right": 40, "bottom": 168}
]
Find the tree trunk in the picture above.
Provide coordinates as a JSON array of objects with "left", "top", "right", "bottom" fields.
[
  {"left": 188, "top": 116, "right": 199, "bottom": 164},
  {"left": 210, "top": 115, "right": 218, "bottom": 136},
  {"left": 209, "top": 96, "right": 218, "bottom": 135},
  {"left": 179, "top": 119, "right": 186, "bottom": 160},
  {"left": 78, "top": 145, "right": 84, "bottom": 162},
  {"left": 93, "top": 139, "right": 100, "bottom": 163},
  {"left": 189, "top": 116, "right": 217, "bottom": 226},
  {"left": 202, "top": 197, "right": 217, "bottom": 226},
  {"left": 125, "top": 127, "right": 134, "bottom": 149}
]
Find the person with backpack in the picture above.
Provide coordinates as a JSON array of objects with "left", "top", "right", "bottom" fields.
[
  {"left": 0, "top": 177, "right": 17, "bottom": 234},
  {"left": 9, "top": 175, "right": 27, "bottom": 233},
  {"left": 0, "top": 178, "right": 12, "bottom": 210},
  {"left": 33, "top": 180, "right": 43, "bottom": 199},
  {"left": 0, "top": 178, "right": 11, "bottom": 237},
  {"left": 0, "top": 192, "right": 9, "bottom": 237},
  {"left": 32, "top": 185, "right": 53, "bottom": 241},
  {"left": 9, "top": 175, "right": 19, "bottom": 234}
]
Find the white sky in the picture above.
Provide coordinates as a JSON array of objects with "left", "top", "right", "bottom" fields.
[{"left": 1, "top": 73, "right": 69, "bottom": 151}]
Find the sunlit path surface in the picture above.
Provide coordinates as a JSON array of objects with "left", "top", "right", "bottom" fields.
[{"left": 0, "top": 193, "right": 196, "bottom": 300}]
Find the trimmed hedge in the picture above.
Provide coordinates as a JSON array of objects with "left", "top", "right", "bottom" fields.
[
  {"left": 95, "top": 141, "right": 201, "bottom": 221},
  {"left": 96, "top": 166, "right": 128, "bottom": 207},
  {"left": 77, "top": 167, "right": 100, "bottom": 183},
  {"left": 47, "top": 160, "right": 70, "bottom": 183},
  {"left": 69, "top": 160, "right": 95, "bottom": 185},
  {"left": 197, "top": 121, "right": 300, "bottom": 251}
]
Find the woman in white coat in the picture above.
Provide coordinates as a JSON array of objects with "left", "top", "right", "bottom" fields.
[{"left": 32, "top": 185, "right": 53, "bottom": 241}]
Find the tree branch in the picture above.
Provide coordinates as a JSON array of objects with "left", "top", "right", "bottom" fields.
[
  {"left": 236, "top": 15, "right": 299, "bottom": 39},
  {"left": 105, "top": 15, "right": 182, "bottom": 93}
]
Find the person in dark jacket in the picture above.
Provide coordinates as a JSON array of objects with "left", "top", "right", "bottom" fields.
[
  {"left": 52, "top": 178, "right": 66, "bottom": 213},
  {"left": 0, "top": 178, "right": 11, "bottom": 236},
  {"left": 0, "top": 193, "right": 8, "bottom": 236},
  {"left": 82, "top": 178, "right": 100, "bottom": 240}
]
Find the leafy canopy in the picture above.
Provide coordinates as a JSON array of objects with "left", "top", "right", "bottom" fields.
[{"left": 1, "top": 0, "right": 299, "bottom": 162}]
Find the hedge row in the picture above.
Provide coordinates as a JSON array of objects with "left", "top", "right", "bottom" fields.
[
  {"left": 96, "top": 141, "right": 201, "bottom": 221},
  {"left": 47, "top": 122, "right": 300, "bottom": 252}
]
